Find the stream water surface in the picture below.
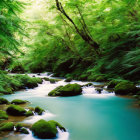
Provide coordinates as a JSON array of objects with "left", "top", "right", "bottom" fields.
[{"left": 1, "top": 73, "right": 140, "bottom": 140}]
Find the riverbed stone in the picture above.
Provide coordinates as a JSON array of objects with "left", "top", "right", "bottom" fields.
[
  {"left": 31, "top": 119, "right": 65, "bottom": 139},
  {"left": 6, "top": 104, "right": 26, "bottom": 116},
  {"left": 25, "top": 110, "right": 33, "bottom": 117},
  {"left": 20, "top": 128, "right": 29, "bottom": 134}
]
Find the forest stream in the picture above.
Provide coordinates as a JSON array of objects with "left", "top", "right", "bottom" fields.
[{"left": 1, "top": 73, "right": 140, "bottom": 140}]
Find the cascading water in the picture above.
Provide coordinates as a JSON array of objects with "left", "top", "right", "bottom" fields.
[{"left": 2, "top": 73, "right": 140, "bottom": 140}]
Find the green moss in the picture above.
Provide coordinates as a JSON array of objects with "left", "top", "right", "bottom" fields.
[
  {"left": 20, "top": 128, "right": 29, "bottom": 134},
  {"left": 0, "top": 110, "right": 8, "bottom": 120},
  {"left": 6, "top": 104, "right": 26, "bottom": 116},
  {"left": 35, "top": 106, "right": 44, "bottom": 115},
  {"left": 65, "top": 77, "right": 72, "bottom": 82},
  {"left": 15, "top": 123, "right": 23, "bottom": 132},
  {"left": 31, "top": 119, "right": 65, "bottom": 139},
  {"left": 43, "top": 77, "right": 50, "bottom": 81},
  {"left": 25, "top": 110, "right": 33, "bottom": 117},
  {"left": 0, "top": 98, "right": 9, "bottom": 104},
  {"left": 114, "top": 81, "right": 137, "bottom": 95},
  {"left": 0, "top": 122, "right": 14, "bottom": 131},
  {"left": 11, "top": 99, "right": 27, "bottom": 105},
  {"left": 107, "top": 80, "right": 120, "bottom": 89},
  {"left": 48, "top": 86, "right": 63, "bottom": 96},
  {"left": 48, "top": 84, "right": 82, "bottom": 97}
]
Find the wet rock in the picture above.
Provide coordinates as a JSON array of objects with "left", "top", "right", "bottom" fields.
[
  {"left": 15, "top": 123, "right": 23, "bottom": 132},
  {"left": 65, "top": 77, "right": 72, "bottom": 82},
  {"left": 6, "top": 104, "right": 26, "bottom": 116},
  {"left": 48, "top": 84, "right": 82, "bottom": 97},
  {"left": 31, "top": 119, "right": 65, "bottom": 139},
  {"left": 95, "top": 88, "right": 103, "bottom": 94},
  {"left": 0, "top": 97, "right": 9, "bottom": 104},
  {"left": 25, "top": 110, "right": 33, "bottom": 117},
  {"left": 35, "top": 106, "right": 44, "bottom": 115},
  {"left": 20, "top": 128, "right": 29, "bottom": 134},
  {"left": 81, "top": 83, "right": 93, "bottom": 87}
]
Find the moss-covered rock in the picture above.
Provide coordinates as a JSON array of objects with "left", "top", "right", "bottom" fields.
[
  {"left": 107, "top": 80, "right": 120, "bottom": 89},
  {"left": 25, "top": 110, "right": 34, "bottom": 117},
  {"left": 0, "top": 97, "right": 9, "bottom": 104},
  {"left": 0, "top": 110, "right": 8, "bottom": 120},
  {"left": 95, "top": 88, "right": 103, "bottom": 94},
  {"left": 43, "top": 77, "right": 50, "bottom": 81},
  {"left": 20, "top": 128, "right": 29, "bottom": 134},
  {"left": 6, "top": 104, "right": 26, "bottom": 116},
  {"left": 82, "top": 83, "right": 93, "bottom": 87},
  {"left": 0, "top": 122, "right": 14, "bottom": 131},
  {"left": 31, "top": 119, "right": 65, "bottom": 139},
  {"left": 35, "top": 106, "right": 44, "bottom": 115},
  {"left": 15, "top": 123, "right": 23, "bottom": 132},
  {"left": 65, "top": 77, "right": 72, "bottom": 82},
  {"left": 11, "top": 99, "right": 27, "bottom": 105},
  {"left": 48, "top": 84, "right": 82, "bottom": 97},
  {"left": 49, "top": 79, "right": 56, "bottom": 84},
  {"left": 114, "top": 81, "right": 137, "bottom": 95}
]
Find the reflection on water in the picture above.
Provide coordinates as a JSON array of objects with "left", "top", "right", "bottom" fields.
[{"left": 2, "top": 73, "right": 140, "bottom": 140}]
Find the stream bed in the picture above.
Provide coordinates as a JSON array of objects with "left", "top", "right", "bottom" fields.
[{"left": 1, "top": 73, "right": 140, "bottom": 140}]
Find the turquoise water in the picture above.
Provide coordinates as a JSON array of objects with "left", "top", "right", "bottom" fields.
[{"left": 2, "top": 75, "right": 140, "bottom": 140}]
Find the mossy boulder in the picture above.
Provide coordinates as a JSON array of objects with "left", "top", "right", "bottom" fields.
[
  {"left": 20, "top": 128, "right": 29, "bottom": 134},
  {"left": 48, "top": 84, "right": 82, "bottom": 97},
  {"left": 15, "top": 123, "right": 23, "bottom": 132},
  {"left": 114, "top": 81, "right": 137, "bottom": 95},
  {"left": 107, "top": 80, "right": 120, "bottom": 89},
  {"left": 82, "top": 83, "right": 93, "bottom": 87},
  {"left": 6, "top": 104, "right": 26, "bottom": 116},
  {"left": 65, "top": 77, "right": 72, "bottom": 82},
  {"left": 43, "top": 77, "right": 50, "bottom": 81},
  {"left": 0, "top": 110, "right": 8, "bottom": 120},
  {"left": 11, "top": 99, "right": 27, "bottom": 105},
  {"left": 49, "top": 79, "right": 56, "bottom": 84},
  {"left": 31, "top": 119, "right": 65, "bottom": 139},
  {"left": 0, "top": 122, "right": 14, "bottom": 131},
  {"left": 0, "top": 97, "right": 9, "bottom": 104},
  {"left": 35, "top": 106, "right": 44, "bottom": 115},
  {"left": 95, "top": 88, "right": 103, "bottom": 94},
  {"left": 25, "top": 110, "right": 33, "bottom": 117}
]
